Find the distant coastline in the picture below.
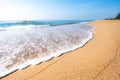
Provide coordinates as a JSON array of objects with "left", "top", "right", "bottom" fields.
[{"left": 105, "top": 12, "right": 120, "bottom": 20}]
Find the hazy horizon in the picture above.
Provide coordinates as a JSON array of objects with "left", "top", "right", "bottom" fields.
[{"left": 0, "top": 0, "right": 120, "bottom": 20}]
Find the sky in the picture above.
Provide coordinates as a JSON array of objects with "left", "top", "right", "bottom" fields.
[{"left": 0, "top": 0, "right": 120, "bottom": 20}]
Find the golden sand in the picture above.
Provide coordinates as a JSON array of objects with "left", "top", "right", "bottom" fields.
[{"left": 1, "top": 20, "right": 120, "bottom": 80}]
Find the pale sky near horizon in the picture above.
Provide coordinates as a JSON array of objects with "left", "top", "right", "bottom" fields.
[{"left": 0, "top": 0, "right": 120, "bottom": 20}]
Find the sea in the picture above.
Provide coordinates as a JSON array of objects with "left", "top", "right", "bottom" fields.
[{"left": 0, "top": 20, "right": 95, "bottom": 78}]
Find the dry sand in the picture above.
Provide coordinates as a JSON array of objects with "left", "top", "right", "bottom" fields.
[{"left": 1, "top": 20, "right": 120, "bottom": 80}]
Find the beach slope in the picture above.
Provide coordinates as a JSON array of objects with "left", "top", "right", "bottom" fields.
[{"left": 1, "top": 20, "right": 120, "bottom": 80}]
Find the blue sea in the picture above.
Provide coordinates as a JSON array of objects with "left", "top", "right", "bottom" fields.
[
  {"left": 0, "top": 20, "right": 95, "bottom": 78},
  {"left": 0, "top": 20, "right": 92, "bottom": 27}
]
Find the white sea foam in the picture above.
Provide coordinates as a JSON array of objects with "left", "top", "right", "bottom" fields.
[{"left": 0, "top": 23, "right": 95, "bottom": 78}]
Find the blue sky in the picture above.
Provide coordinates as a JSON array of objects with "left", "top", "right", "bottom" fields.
[{"left": 0, "top": 0, "right": 120, "bottom": 20}]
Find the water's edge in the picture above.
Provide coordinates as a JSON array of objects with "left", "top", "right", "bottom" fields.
[{"left": 0, "top": 23, "right": 95, "bottom": 78}]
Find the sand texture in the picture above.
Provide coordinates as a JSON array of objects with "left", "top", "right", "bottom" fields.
[{"left": 1, "top": 20, "right": 120, "bottom": 80}]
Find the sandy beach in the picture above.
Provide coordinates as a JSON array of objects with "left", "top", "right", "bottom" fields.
[{"left": 1, "top": 20, "right": 120, "bottom": 80}]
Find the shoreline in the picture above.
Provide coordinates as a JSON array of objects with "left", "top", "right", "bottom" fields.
[
  {"left": 1, "top": 20, "right": 120, "bottom": 80},
  {"left": 0, "top": 23, "right": 95, "bottom": 78}
]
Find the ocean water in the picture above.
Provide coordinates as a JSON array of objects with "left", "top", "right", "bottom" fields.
[{"left": 0, "top": 20, "right": 95, "bottom": 78}]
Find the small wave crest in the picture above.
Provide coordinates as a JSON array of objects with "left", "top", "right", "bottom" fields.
[{"left": 0, "top": 23, "right": 95, "bottom": 78}]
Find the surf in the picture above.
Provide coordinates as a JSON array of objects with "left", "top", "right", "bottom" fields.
[{"left": 0, "top": 21, "right": 95, "bottom": 78}]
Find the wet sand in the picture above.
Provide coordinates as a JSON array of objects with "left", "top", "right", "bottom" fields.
[{"left": 1, "top": 20, "right": 120, "bottom": 80}]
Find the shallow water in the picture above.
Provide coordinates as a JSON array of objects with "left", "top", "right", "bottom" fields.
[{"left": 0, "top": 22, "right": 95, "bottom": 78}]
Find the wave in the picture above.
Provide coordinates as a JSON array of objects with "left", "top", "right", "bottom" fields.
[
  {"left": 0, "top": 20, "right": 83, "bottom": 28},
  {"left": 0, "top": 23, "right": 95, "bottom": 78}
]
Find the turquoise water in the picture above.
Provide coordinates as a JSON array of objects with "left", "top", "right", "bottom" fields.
[{"left": 0, "top": 20, "right": 91, "bottom": 27}]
